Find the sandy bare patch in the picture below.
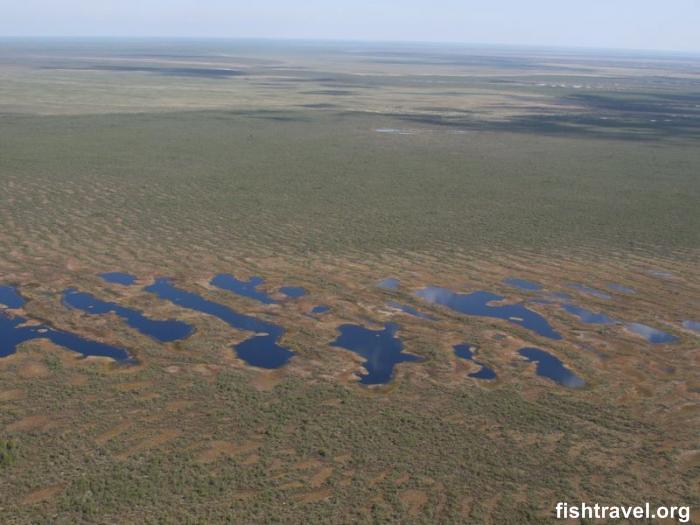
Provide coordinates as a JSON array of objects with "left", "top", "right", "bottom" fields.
[
  {"left": 400, "top": 489, "right": 428, "bottom": 515},
  {"left": 116, "top": 429, "right": 181, "bottom": 459},
  {"left": 296, "top": 488, "right": 333, "bottom": 503},
  {"left": 309, "top": 466, "right": 334, "bottom": 488},
  {"left": 0, "top": 389, "right": 25, "bottom": 402},
  {"left": 18, "top": 362, "right": 50, "bottom": 379},
  {"left": 22, "top": 483, "right": 66, "bottom": 505},
  {"left": 95, "top": 421, "right": 132, "bottom": 445},
  {"left": 6, "top": 415, "right": 51, "bottom": 433}
]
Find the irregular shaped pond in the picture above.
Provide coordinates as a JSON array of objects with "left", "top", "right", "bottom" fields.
[
  {"left": 682, "top": 320, "right": 700, "bottom": 332},
  {"left": 416, "top": 287, "right": 561, "bottom": 340},
  {"left": 0, "top": 285, "right": 25, "bottom": 309},
  {"left": 100, "top": 272, "right": 137, "bottom": 286},
  {"left": 569, "top": 284, "right": 612, "bottom": 300},
  {"left": 386, "top": 301, "right": 435, "bottom": 321},
  {"left": 279, "top": 286, "right": 307, "bottom": 298},
  {"left": 63, "top": 289, "right": 193, "bottom": 343},
  {"left": 330, "top": 323, "right": 421, "bottom": 385},
  {"left": 378, "top": 278, "right": 400, "bottom": 290},
  {"left": 210, "top": 274, "right": 276, "bottom": 305},
  {"left": 626, "top": 323, "right": 679, "bottom": 344},
  {"left": 0, "top": 311, "right": 133, "bottom": 362},
  {"left": 503, "top": 278, "right": 542, "bottom": 291},
  {"left": 561, "top": 304, "right": 616, "bottom": 325},
  {"left": 145, "top": 278, "right": 293, "bottom": 368},
  {"left": 453, "top": 344, "right": 496, "bottom": 380},
  {"left": 518, "top": 347, "right": 585, "bottom": 388}
]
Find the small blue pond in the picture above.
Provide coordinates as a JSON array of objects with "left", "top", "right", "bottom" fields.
[
  {"left": 62, "top": 288, "right": 193, "bottom": 343},
  {"left": 682, "top": 320, "right": 700, "bottom": 332},
  {"left": 561, "top": 304, "right": 616, "bottom": 325},
  {"left": 100, "top": 272, "right": 137, "bottom": 286},
  {"left": 145, "top": 278, "right": 293, "bottom": 368},
  {"left": 378, "top": 278, "right": 400, "bottom": 290},
  {"left": 279, "top": 286, "right": 307, "bottom": 298},
  {"left": 387, "top": 301, "right": 435, "bottom": 321},
  {"left": 311, "top": 305, "right": 330, "bottom": 315},
  {"left": 453, "top": 344, "right": 496, "bottom": 380},
  {"left": 518, "top": 347, "right": 585, "bottom": 388},
  {"left": 210, "top": 274, "right": 276, "bottom": 305},
  {"left": 415, "top": 287, "right": 561, "bottom": 340},
  {"left": 607, "top": 283, "right": 635, "bottom": 294},
  {"left": 569, "top": 284, "right": 612, "bottom": 301},
  {"left": 626, "top": 323, "right": 679, "bottom": 344},
  {"left": 0, "top": 311, "right": 132, "bottom": 362},
  {"left": 0, "top": 285, "right": 25, "bottom": 309},
  {"left": 330, "top": 323, "right": 421, "bottom": 385},
  {"left": 503, "top": 278, "right": 542, "bottom": 292}
]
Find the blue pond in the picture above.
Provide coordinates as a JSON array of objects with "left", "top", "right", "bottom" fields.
[
  {"left": 311, "top": 305, "right": 330, "bottom": 315},
  {"left": 607, "top": 283, "right": 635, "bottom": 294},
  {"left": 279, "top": 286, "right": 307, "bottom": 298},
  {"left": 569, "top": 284, "right": 612, "bottom": 300},
  {"left": 626, "top": 323, "right": 679, "bottom": 344},
  {"left": 330, "top": 323, "right": 421, "bottom": 385},
  {"left": 415, "top": 287, "right": 562, "bottom": 340},
  {"left": 146, "top": 278, "right": 293, "bottom": 368},
  {"left": 387, "top": 301, "right": 435, "bottom": 321},
  {"left": 682, "top": 320, "right": 700, "bottom": 332},
  {"left": 0, "top": 311, "right": 132, "bottom": 362},
  {"left": 62, "top": 289, "right": 193, "bottom": 343},
  {"left": 561, "top": 304, "right": 616, "bottom": 325},
  {"left": 518, "top": 347, "right": 585, "bottom": 388},
  {"left": 210, "top": 274, "right": 276, "bottom": 305},
  {"left": 378, "top": 278, "right": 400, "bottom": 290},
  {"left": 0, "top": 285, "right": 25, "bottom": 309},
  {"left": 453, "top": 344, "right": 496, "bottom": 380},
  {"left": 100, "top": 272, "right": 137, "bottom": 286},
  {"left": 503, "top": 278, "right": 542, "bottom": 291}
]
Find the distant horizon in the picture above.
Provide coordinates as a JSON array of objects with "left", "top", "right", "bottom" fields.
[{"left": 2, "top": 35, "right": 699, "bottom": 58}]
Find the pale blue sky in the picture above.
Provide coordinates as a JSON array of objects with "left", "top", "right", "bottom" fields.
[{"left": 2, "top": 0, "right": 699, "bottom": 52}]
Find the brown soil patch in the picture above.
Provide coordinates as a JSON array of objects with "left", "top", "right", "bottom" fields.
[
  {"left": 296, "top": 488, "right": 333, "bottom": 503},
  {"left": 0, "top": 389, "right": 25, "bottom": 402},
  {"left": 251, "top": 370, "right": 284, "bottom": 391},
  {"left": 293, "top": 459, "right": 323, "bottom": 470},
  {"left": 196, "top": 440, "right": 260, "bottom": 463},
  {"left": 95, "top": 421, "right": 132, "bottom": 445},
  {"left": 22, "top": 483, "right": 66, "bottom": 505},
  {"left": 309, "top": 466, "right": 334, "bottom": 488},
  {"left": 165, "top": 400, "right": 194, "bottom": 412},
  {"left": 116, "top": 429, "right": 180, "bottom": 459},
  {"left": 6, "top": 415, "right": 51, "bottom": 433},
  {"left": 18, "top": 362, "right": 50, "bottom": 379},
  {"left": 400, "top": 489, "right": 428, "bottom": 515},
  {"left": 241, "top": 453, "right": 260, "bottom": 466},
  {"left": 67, "top": 374, "right": 89, "bottom": 386}
]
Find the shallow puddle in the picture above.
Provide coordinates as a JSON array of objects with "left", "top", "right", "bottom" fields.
[
  {"left": 279, "top": 286, "right": 307, "bottom": 298},
  {"left": 0, "top": 285, "right": 25, "bottom": 309},
  {"left": 626, "top": 323, "right": 679, "bottom": 344},
  {"left": 503, "top": 278, "right": 542, "bottom": 291},
  {"left": 682, "top": 320, "right": 700, "bottom": 332},
  {"left": 100, "top": 272, "right": 137, "bottom": 286},
  {"left": 518, "top": 347, "right": 585, "bottom": 388},
  {"left": 453, "top": 344, "right": 496, "bottom": 380},
  {"left": 63, "top": 288, "right": 193, "bottom": 342},
  {"left": 378, "top": 278, "right": 400, "bottom": 290},
  {"left": 0, "top": 311, "right": 133, "bottom": 362},
  {"left": 311, "top": 305, "right": 330, "bottom": 315},
  {"left": 607, "top": 283, "right": 635, "bottom": 294},
  {"left": 416, "top": 287, "right": 561, "bottom": 340},
  {"left": 210, "top": 274, "right": 276, "bottom": 305},
  {"left": 561, "top": 304, "right": 616, "bottom": 325},
  {"left": 145, "top": 278, "right": 293, "bottom": 368},
  {"left": 569, "top": 284, "right": 612, "bottom": 300},
  {"left": 330, "top": 323, "right": 421, "bottom": 385}
]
